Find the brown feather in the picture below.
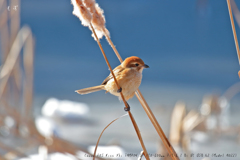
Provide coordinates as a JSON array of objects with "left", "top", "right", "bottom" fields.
[
  {"left": 122, "top": 56, "right": 145, "bottom": 68},
  {"left": 101, "top": 65, "right": 124, "bottom": 85},
  {"left": 75, "top": 85, "right": 105, "bottom": 94}
]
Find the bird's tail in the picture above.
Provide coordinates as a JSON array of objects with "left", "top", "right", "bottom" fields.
[{"left": 75, "top": 85, "right": 105, "bottom": 95}]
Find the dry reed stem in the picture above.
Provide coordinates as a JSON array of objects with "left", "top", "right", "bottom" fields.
[
  {"left": 0, "top": 0, "right": 10, "bottom": 61},
  {"left": 182, "top": 111, "right": 203, "bottom": 133},
  {"left": 227, "top": 0, "right": 240, "bottom": 76},
  {"left": 23, "top": 29, "right": 34, "bottom": 118},
  {"left": 169, "top": 102, "right": 186, "bottom": 146},
  {"left": 0, "top": 26, "right": 31, "bottom": 101},
  {"left": 0, "top": 26, "right": 32, "bottom": 125},
  {"left": 90, "top": 23, "right": 150, "bottom": 160},
  {"left": 93, "top": 114, "right": 128, "bottom": 160},
  {"left": 0, "top": 1, "right": 98, "bottom": 159},
  {"left": 230, "top": 0, "right": 240, "bottom": 28},
  {"left": 0, "top": 32, "right": 93, "bottom": 160},
  {"left": 10, "top": 0, "right": 22, "bottom": 107},
  {"left": 104, "top": 34, "right": 123, "bottom": 62},
  {"left": 128, "top": 111, "right": 150, "bottom": 160},
  {"left": 0, "top": 0, "right": 10, "bottom": 107},
  {"left": 104, "top": 34, "right": 179, "bottom": 160},
  {"left": 223, "top": 81, "right": 240, "bottom": 100}
]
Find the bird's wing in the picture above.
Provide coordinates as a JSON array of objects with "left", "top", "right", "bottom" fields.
[{"left": 101, "top": 65, "right": 124, "bottom": 85}]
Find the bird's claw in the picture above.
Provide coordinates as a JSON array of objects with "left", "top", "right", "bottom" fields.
[
  {"left": 124, "top": 103, "right": 130, "bottom": 111},
  {"left": 117, "top": 87, "right": 122, "bottom": 93}
]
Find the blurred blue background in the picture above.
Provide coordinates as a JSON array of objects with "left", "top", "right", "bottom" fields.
[{"left": 20, "top": 0, "right": 240, "bottom": 105}]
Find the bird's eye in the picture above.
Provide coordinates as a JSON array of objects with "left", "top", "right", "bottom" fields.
[{"left": 135, "top": 63, "right": 139, "bottom": 66}]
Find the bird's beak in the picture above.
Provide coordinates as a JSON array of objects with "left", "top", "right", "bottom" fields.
[{"left": 143, "top": 64, "right": 149, "bottom": 68}]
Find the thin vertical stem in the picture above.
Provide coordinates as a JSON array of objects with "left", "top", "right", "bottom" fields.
[
  {"left": 93, "top": 114, "right": 128, "bottom": 160},
  {"left": 23, "top": 30, "right": 34, "bottom": 118},
  {"left": 226, "top": 0, "right": 240, "bottom": 78},
  {"left": 128, "top": 111, "right": 150, "bottom": 159},
  {"left": 105, "top": 35, "right": 123, "bottom": 62}
]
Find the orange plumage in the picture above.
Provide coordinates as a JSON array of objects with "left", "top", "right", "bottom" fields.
[{"left": 75, "top": 56, "right": 149, "bottom": 100}]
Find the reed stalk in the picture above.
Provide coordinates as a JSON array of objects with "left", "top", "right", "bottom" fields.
[
  {"left": 10, "top": 0, "right": 22, "bottom": 109},
  {"left": 223, "top": 81, "right": 240, "bottom": 100},
  {"left": 93, "top": 113, "right": 128, "bottom": 160},
  {"left": 0, "top": 25, "right": 93, "bottom": 160},
  {"left": 0, "top": 0, "right": 10, "bottom": 62},
  {"left": 90, "top": 23, "right": 150, "bottom": 160},
  {"left": 104, "top": 33, "right": 180, "bottom": 160},
  {"left": 0, "top": 1, "right": 102, "bottom": 158},
  {"left": 23, "top": 28, "right": 34, "bottom": 118},
  {"left": 0, "top": 26, "right": 30, "bottom": 101},
  {"left": 226, "top": 0, "right": 240, "bottom": 78}
]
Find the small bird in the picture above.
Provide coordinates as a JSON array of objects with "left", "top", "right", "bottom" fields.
[{"left": 75, "top": 56, "right": 149, "bottom": 101}]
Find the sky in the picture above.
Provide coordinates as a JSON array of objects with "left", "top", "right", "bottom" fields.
[{"left": 19, "top": 0, "right": 240, "bottom": 102}]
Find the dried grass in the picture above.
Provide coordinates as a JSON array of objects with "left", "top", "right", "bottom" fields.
[{"left": 0, "top": 0, "right": 100, "bottom": 159}]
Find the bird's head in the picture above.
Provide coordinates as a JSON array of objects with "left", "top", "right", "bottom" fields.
[{"left": 122, "top": 56, "right": 149, "bottom": 72}]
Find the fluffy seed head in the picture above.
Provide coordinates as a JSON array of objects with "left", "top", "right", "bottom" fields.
[
  {"left": 83, "top": 0, "right": 96, "bottom": 13},
  {"left": 72, "top": 0, "right": 109, "bottom": 40},
  {"left": 91, "top": 3, "right": 106, "bottom": 39},
  {"left": 72, "top": 0, "right": 92, "bottom": 26}
]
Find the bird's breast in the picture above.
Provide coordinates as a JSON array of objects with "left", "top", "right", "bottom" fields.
[{"left": 104, "top": 69, "right": 142, "bottom": 100}]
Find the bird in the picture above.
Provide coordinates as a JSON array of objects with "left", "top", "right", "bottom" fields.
[{"left": 75, "top": 56, "right": 149, "bottom": 102}]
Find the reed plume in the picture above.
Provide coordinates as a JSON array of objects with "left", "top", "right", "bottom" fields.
[
  {"left": 71, "top": 0, "right": 109, "bottom": 39},
  {"left": 72, "top": 0, "right": 92, "bottom": 26},
  {"left": 83, "top": 0, "right": 95, "bottom": 13}
]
